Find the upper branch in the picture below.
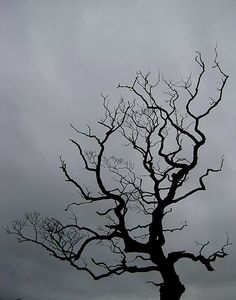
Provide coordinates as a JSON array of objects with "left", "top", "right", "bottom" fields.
[{"left": 173, "top": 156, "right": 224, "bottom": 203}]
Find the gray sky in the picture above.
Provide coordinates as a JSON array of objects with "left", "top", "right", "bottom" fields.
[{"left": 0, "top": 1, "right": 236, "bottom": 299}]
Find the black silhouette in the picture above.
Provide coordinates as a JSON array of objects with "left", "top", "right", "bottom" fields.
[{"left": 7, "top": 50, "right": 230, "bottom": 300}]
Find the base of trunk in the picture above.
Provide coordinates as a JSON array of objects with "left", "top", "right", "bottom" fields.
[{"left": 160, "top": 282, "right": 186, "bottom": 300}]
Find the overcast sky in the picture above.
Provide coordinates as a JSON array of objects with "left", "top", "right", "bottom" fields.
[{"left": 1, "top": 1, "right": 236, "bottom": 299}]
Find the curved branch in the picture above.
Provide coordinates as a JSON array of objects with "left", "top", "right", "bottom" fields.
[{"left": 168, "top": 234, "right": 231, "bottom": 271}]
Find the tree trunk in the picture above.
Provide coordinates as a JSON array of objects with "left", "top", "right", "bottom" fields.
[
  {"left": 159, "top": 280, "right": 185, "bottom": 300},
  {"left": 159, "top": 265, "right": 186, "bottom": 300},
  {"left": 150, "top": 244, "right": 186, "bottom": 299}
]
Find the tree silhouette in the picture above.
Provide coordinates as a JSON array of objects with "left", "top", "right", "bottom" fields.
[{"left": 7, "top": 51, "right": 230, "bottom": 300}]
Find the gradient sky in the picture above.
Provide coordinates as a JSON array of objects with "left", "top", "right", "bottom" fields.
[{"left": 1, "top": 1, "right": 236, "bottom": 299}]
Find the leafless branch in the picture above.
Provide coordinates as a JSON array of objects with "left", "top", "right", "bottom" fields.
[{"left": 6, "top": 52, "right": 229, "bottom": 298}]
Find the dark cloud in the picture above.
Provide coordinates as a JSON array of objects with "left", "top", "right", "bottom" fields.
[{"left": 1, "top": 1, "right": 236, "bottom": 299}]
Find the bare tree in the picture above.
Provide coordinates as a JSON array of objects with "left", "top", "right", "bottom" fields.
[{"left": 6, "top": 51, "right": 230, "bottom": 300}]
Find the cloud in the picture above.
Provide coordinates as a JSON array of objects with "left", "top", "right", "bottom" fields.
[{"left": 1, "top": 1, "right": 235, "bottom": 299}]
